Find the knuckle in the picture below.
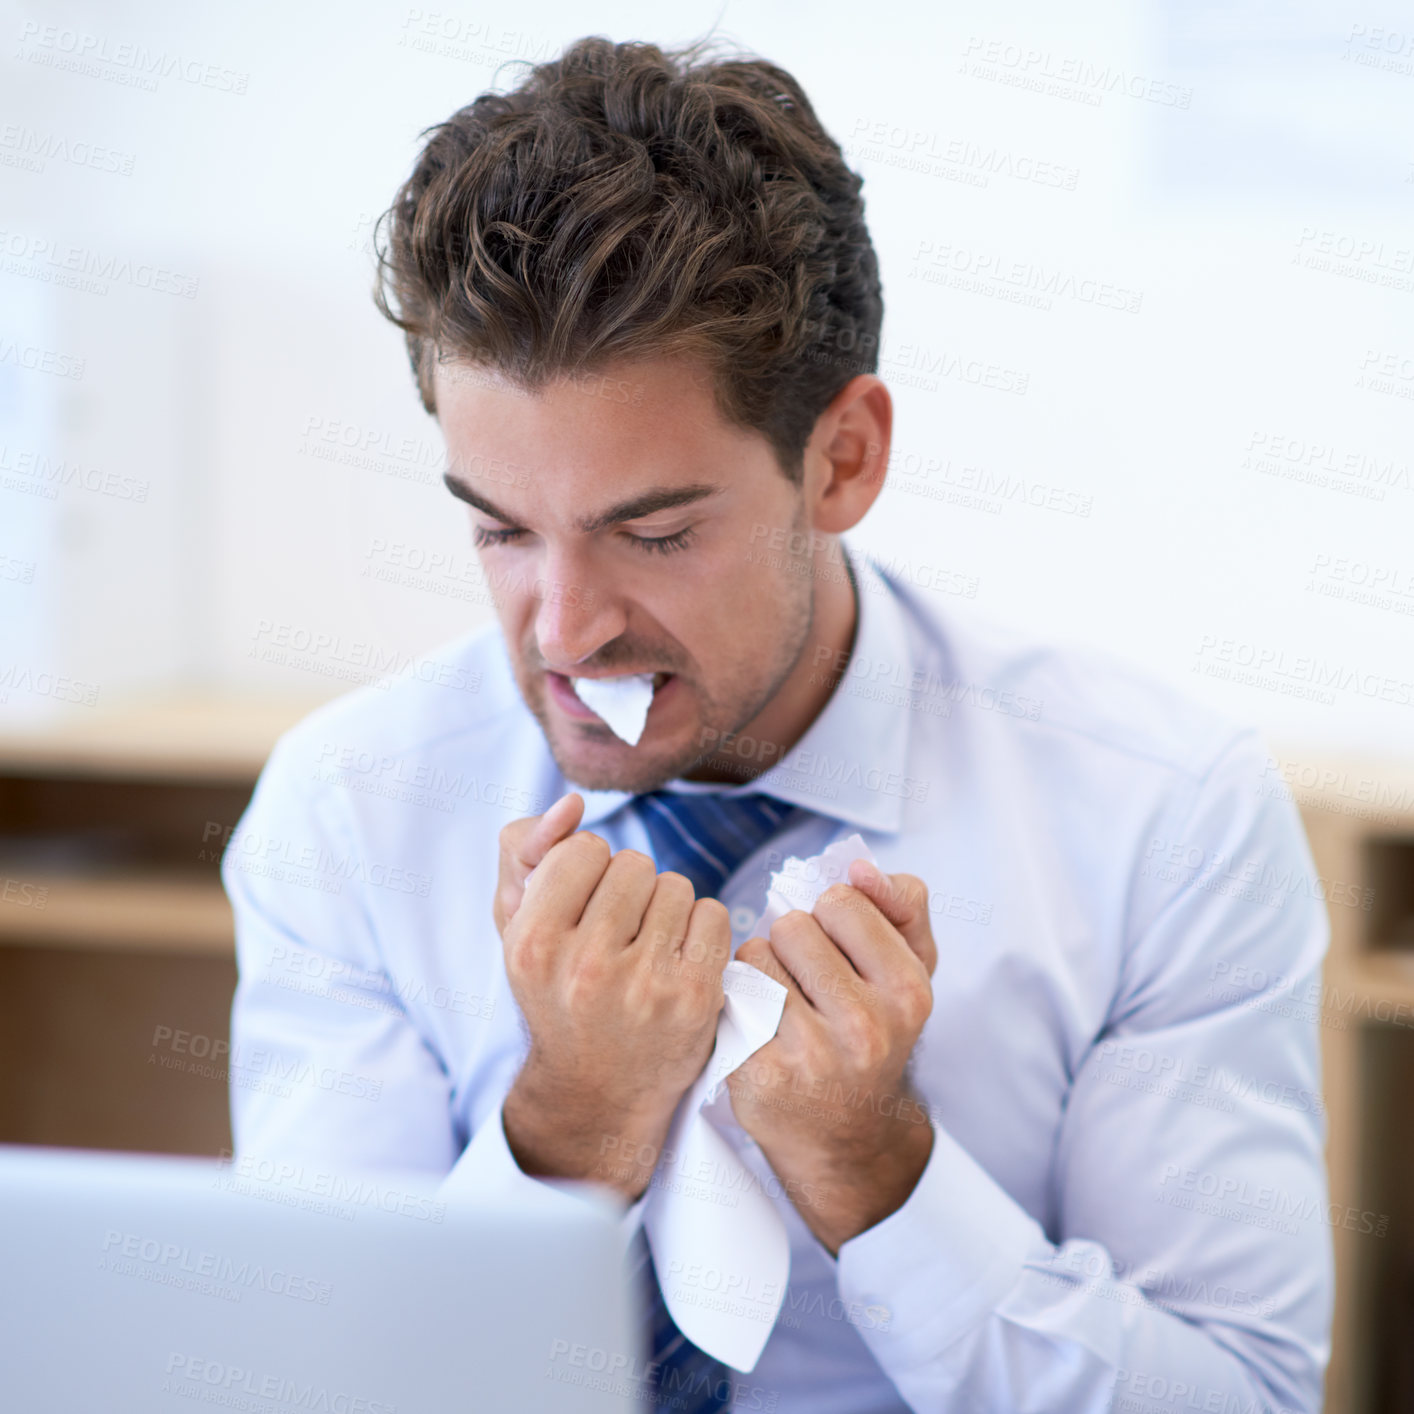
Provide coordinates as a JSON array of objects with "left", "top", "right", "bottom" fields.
[
  {"left": 737, "top": 948, "right": 778, "bottom": 987},
  {"left": 839, "top": 1009, "right": 886, "bottom": 1064},
  {"left": 622, "top": 964, "right": 653, "bottom": 1005},
  {"left": 689, "top": 964, "right": 726, "bottom": 1003},
  {"left": 694, "top": 895, "right": 730, "bottom": 924},
  {"left": 638, "top": 916, "right": 681, "bottom": 953},
  {"left": 565, "top": 950, "right": 605, "bottom": 996},
  {"left": 897, "top": 873, "right": 928, "bottom": 913},
  {"left": 575, "top": 830, "right": 611, "bottom": 860},
  {"left": 504, "top": 923, "right": 545, "bottom": 978},
  {"left": 772, "top": 908, "right": 812, "bottom": 939},
  {"left": 905, "top": 977, "right": 934, "bottom": 1026},
  {"left": 503, "top": 931, "right": 524, "bottom": 972},
  {"left": 896, "top": 871, "right": 926, "bottom": 896},
  {"left": 656, "top": 869, "right": 696, "bottom": 899},
  {"left": 735, "top": 936, "right": 768, "bottom": 968}
]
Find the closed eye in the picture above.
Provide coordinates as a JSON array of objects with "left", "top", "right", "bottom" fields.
[
  {"left": 628, "top": 526, "right": 697, "bottom": 555},
  {"left": 470, "top": 526, "right": 525, "bottom": 550},
  {"left": 471, "top": 525, "right": 698, "bottom": 555}
]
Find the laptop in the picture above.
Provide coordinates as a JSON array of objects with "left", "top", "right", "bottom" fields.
[{"left": 0, "top": 1144, "right": 640, "bottom": 1412}]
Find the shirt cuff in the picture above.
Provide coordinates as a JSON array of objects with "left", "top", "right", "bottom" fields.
[
  {"left": 835, "top": 1120, "right": 1042, "bottom": 1370},
  {"left": 437, "top": 1099, "right": 645, "bottom": 1256}
]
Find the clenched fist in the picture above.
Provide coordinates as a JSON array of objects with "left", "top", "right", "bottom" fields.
[
  {"left": 495, "top": 792, "right": 732, "bottom": 1201},
  {"left": 726, "top": 858, "right": 938, "bottom": 1252}
]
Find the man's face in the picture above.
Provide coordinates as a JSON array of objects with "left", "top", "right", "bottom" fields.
[{"left": 434, "top": 354, "right": 818, "bottom": 793}]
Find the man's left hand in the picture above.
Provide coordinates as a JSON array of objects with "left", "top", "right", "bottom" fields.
[{"left": 727, "top": 860, "right": 938, "bottom": 1255}]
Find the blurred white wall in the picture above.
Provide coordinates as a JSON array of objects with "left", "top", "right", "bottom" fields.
[{"left": 2, "top": 0, "right": 1411, "bottom": 761}]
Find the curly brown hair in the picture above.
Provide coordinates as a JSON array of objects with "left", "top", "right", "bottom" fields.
[{"left": 371, "top": 33, "right": 883, "bottom": 483}]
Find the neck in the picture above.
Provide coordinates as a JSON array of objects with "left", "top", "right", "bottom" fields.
[{"left": 683, "top": 540, "right": 859, "bottom": 784}]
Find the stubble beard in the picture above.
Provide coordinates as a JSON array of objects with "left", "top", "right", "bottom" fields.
[{"left": 523, "top": 548, "right": 817, "bottom": 795}]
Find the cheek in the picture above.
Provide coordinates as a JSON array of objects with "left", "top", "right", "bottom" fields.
[
  {"left": 496, "top": 592, "right": 542, "bottom": 657},
  {"left": 492, "top": 588, "right": 525, "bottom": 628}
]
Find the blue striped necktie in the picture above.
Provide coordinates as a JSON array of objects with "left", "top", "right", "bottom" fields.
[
  {"left": 633, "top": 788, "right": 797, "bottom": 902},
  {"left": 626, "top": 788, "right": 800, "bottom": 1411}
]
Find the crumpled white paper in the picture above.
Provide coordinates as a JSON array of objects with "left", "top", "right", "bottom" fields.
[
  {"left": 641, "top": 830, "right": 884, "bottom": 1371},
  {"left": 570, "top": 673, "right": 655, "bottom": 745},
  {"left": 757, "top": 831, "right": 881, "bottom": 933}
]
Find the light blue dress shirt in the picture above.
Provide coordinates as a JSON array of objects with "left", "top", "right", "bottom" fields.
[{"left": 223, "top": 540, "right": 1333, "bottom": 1413}]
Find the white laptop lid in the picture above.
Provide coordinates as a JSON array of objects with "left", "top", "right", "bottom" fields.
[{"left": 0, "top": 1144, "right": 640, "bottom": 1413}]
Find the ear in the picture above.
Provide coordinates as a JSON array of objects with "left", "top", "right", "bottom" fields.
[{"left": 803, "top": 374, "right": 892, "bottom": 535}]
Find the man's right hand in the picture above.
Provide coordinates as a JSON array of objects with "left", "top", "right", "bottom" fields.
[{"left": 495, "top": 793, "right": 732, "bottom": 1202}]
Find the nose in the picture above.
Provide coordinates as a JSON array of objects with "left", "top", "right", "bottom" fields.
[{"left": 533, "top": 551, "right": 628, "bottom": 671}]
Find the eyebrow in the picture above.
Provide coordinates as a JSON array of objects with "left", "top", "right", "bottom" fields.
[{"left": 442, "top": 474, "right": 724, "bottom": 533}]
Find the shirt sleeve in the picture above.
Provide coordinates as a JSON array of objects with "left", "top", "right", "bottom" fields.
[
  {"left": 438, "top": 1093, "right": 648, "bottom": 1256},
  {"left": 834, "top": 730, "right": 1334, "bottom": 1414},
  {"left": 223, "top": 731, "right": 465, "bottom": 1173},
  {"left": 224, "top": 731, "right": 642, "bottom": 1247}
]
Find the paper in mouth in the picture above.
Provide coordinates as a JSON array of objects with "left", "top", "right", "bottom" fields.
[{"left": 569, "top": 673, "right": 656, "bottom": 746}]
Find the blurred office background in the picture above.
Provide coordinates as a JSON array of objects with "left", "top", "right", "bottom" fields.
[{"left": 2, "top": 1, "right": 1412, "bottom": 1409}]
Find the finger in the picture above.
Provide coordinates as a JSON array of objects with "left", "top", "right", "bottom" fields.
[
  {"left": 678, "top": 896, "right": 732, "bottom": 983},
  {"left": 631, "top": 870, "right": 696, "bottom": 964},
  {"left": 845, "top": 861, "right": 937, "bottom": 976},
  {"left": 809, "top": 882, "right": 924, "bottom": 991},
  {"left": 515, "top": 828, "right": 612, "bottom": 933},
  {"left": 577, "top": 848, "right": 659, "bottom": 944},
  {"left": 807, "top": 884, "right": 891, "bottom": 983},
  {"left": 734, "top": 934, "right": 808, "bottom": 1010},
  {"left": 762, "top": 910, "right": 854, "bottom": 1016},
  {"left": 496, "top": 793, "right": 584, "bottom": 930},
  {"left": 733, "top": 935, "right": 813, "bottom": 1055},
  {"left": 529, "top": 790, "right": 585, "bottom": 856}
]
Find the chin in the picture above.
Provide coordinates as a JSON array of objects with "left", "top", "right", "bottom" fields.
[
  {"left": 556, "top": 754, "right": 672, "bottom": 796},
  {"left": 548, "top": 729, "right": 696, "bottom": 796}
]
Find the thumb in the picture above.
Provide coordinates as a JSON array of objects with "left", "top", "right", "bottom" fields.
[{"left": 494, "top": 791, "right": 584, "bottom": 935}]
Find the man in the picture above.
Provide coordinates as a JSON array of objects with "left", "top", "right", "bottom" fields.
[{"left": 224, "top": 34, "right": 1332, "bottom": 1414}]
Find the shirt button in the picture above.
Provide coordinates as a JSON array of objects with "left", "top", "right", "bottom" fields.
[{"left": 864, "top": 1302, "right": 892, "bottom": 1330}]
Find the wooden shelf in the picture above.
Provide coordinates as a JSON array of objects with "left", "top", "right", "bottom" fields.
[
  {"left": 0, "top": 696, "right": 288, "bottom": 1157},
  {"left": 1335, "top": 953, "right": 1414, "bottom": 1015},
  {"left": 0, "top": 694, "right": 318, "bottom": 961},
  {"left": 0, "top": 691, "right": 328, "bottom": 782},
  {"left": 0, "top": 869, "right": 233, "bottom": 957},
  {"left": 1277, "top": 748, "right": 1414, "bottom": 1414}
]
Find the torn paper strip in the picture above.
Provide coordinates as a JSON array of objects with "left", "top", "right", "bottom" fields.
[
  {"left": 640, "top": 832, "right": 885, "bottom": 1370},
  {"left": 642, "top": 959, "right": 789, "bottom": 1372}
]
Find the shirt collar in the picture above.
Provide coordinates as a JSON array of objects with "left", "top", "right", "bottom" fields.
[{"left": 570, "top": 535, "right": 915, "bottom": 836}]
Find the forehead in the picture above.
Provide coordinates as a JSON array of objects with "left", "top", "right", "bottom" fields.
[
  {"left": 436, "top": 354, "right": 714, "bottom": 436},
  {"left": 432, "top": 353, "right": 767, "bottom": 484}
]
